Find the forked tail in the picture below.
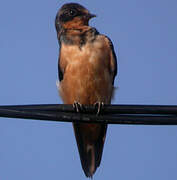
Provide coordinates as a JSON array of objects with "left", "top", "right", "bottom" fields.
[{"left": 73, "top": 123, "right": 107, "bottom": 177}]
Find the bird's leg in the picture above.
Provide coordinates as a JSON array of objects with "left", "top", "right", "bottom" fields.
[
  {"left": 73, "top": 101, "right": 85, "bottom": 113},
  {"left": 94, "top": 102, "right": 104, "bottom": 115}
]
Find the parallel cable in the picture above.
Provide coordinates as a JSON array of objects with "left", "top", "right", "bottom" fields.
[{"left": 0, "top": 104, "right": 177, "bottom": 125}]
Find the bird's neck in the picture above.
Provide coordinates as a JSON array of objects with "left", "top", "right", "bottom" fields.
[{"left": 58, "top": 26, "right": 99, "bottom": 47}]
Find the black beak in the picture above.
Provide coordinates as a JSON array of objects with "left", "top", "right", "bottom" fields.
[{"left": 87, "top": 13, "right": 96, "bottom": 19}]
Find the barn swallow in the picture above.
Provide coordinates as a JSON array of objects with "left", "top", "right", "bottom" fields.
[{"left": 55, "top": 3, "right": 117, "bottom": 177}]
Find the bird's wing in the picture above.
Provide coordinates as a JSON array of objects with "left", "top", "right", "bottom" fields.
[
  {"left": 58, "top": 48, "right": 64, "bottom": 81},
  {"left": 103, "top": 35, "right": 117, "bottom": 85}
]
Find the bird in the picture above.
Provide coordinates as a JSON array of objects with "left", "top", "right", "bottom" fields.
[{"left": 55, "top": 3, "right": 117, "bottom": 178}]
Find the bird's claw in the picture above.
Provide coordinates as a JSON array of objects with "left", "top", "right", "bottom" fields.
[
  {"left": 94, "top": 102, "right": 104, "bottom": 115},
  {"left": 73, "top": 101, "right": 85, "bottom": 113}
]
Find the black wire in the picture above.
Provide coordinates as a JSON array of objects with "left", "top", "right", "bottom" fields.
[
  {"left": 0, "top": 104, "right": 177, "bottom": 125},
  {"left": 0, "top": 104, "right": 177, "bottom": 114}
]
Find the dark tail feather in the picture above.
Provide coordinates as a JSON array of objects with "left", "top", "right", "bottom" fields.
[{"left": 73, "top": 123, "right": 107, "bottom": 178}]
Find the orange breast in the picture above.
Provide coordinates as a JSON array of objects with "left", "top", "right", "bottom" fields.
[{"left": 59, "top": 36, "right": 113, "bottom": 105}]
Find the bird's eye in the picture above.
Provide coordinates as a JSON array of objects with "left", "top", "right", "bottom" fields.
[{"left": 69, "top": 9, "right": 77, "bottom": 16}]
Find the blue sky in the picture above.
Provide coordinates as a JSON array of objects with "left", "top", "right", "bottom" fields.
[{"left": 0, "top": 0, "right": 177, "bottom": 179}]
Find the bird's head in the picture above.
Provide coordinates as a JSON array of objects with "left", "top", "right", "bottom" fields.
[{"left": 55, "top": 3, "right": 96, "bottom": 32}]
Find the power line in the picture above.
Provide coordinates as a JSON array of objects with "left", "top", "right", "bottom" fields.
[{"left": 0, "top": 104, "right": 177, "bottom": 125}]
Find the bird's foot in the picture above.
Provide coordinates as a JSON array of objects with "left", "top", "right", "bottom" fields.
[
  {"left": 94, "top": 102, "right": 104, "bottom": 115},
  {"left": 73, "top": 101, "right": 85, "bottom": 113}
]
